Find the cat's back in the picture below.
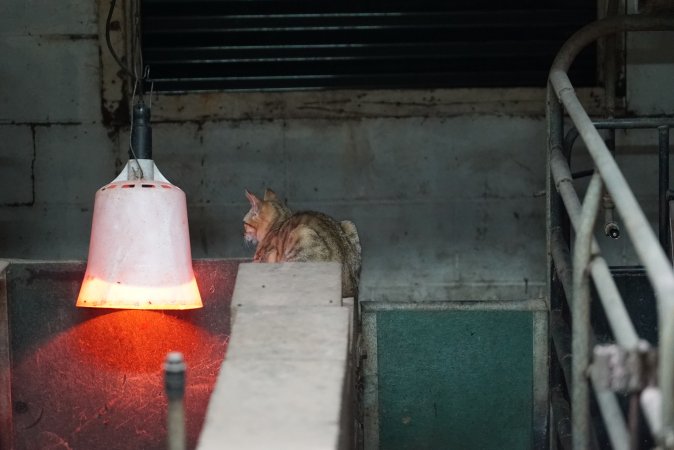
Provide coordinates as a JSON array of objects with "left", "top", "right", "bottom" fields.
[
  {"left": 278, "top": 211, "right": 354, "bottom": 259},
  {"left": 272, "top": 210, "right": 361, "bottom": 297}
]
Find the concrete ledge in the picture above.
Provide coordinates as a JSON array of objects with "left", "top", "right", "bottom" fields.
[
  {"left": 230, "top": 262, "right": 342, "bottom": 307},
  {"left": 197, "top": 262, "right": 354, "bottom": 450}
]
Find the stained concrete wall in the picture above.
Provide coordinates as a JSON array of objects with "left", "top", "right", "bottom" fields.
[{"left": 0, "top": 1, "right": 672, "bottom": 301}]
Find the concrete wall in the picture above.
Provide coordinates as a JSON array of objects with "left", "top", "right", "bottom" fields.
[{"left": 1, "top": 1, "right": 672, "bottom": 301}]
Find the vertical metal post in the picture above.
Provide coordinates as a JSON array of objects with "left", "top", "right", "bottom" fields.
[
  {"left": 552, "top": 387, "right": 573, "bottom": 450},
  {"left": 572, "top": 173, "right": 604, "bottom": 450},
  {"left": 602, "top": 0, "right": 619, "bottom": 120},
  {"left": 165, "top": 352, "right": 186, "bottom": 450},
  {"left": 547, "top": 80, "right": 565, "bottom": 449},
  {"left": 659, "top": 125, "right": 670, "bottom": 254},
  {"left": 548, "top": 82, "right": 566, "bottom": 312},
  {"left": 659, "top": 124, "right": 674, "bottom": 449},
  {"left": 603, "top": 129, "right": 620, "bottom": 239}
]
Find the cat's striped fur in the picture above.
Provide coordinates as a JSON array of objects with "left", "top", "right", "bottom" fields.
[{"left": 243, "top": 189, "right": 361, "bottom": 298}]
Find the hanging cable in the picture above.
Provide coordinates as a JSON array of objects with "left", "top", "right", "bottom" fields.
[
  {"left": 131, "top": 0, "right": 146, "bottom": 96},
  {"left": 105, "top": 0, "right": 152, "bottom": 179},
  {"left": 104, "top": 0, "right": 151, "bottom": 105},
  {"left": 105, "top": 0, "right": 134, "bottom": 80}
]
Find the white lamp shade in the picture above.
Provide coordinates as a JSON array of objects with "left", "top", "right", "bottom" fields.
[{"left": 77, "top": 161, "right": 202, "bottom": 310}]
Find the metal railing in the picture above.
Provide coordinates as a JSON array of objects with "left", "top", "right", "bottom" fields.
[{"left": 547, "top": 14, "right": 674, "bottom": 450}]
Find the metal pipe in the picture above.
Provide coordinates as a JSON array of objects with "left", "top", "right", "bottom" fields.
[
  {"left": 552, "top": 387, "right": 573, "bottom": 450},
  {"left": 572, "top": 169, "right": 595, "bottom": 180},
  {"left": 663, "top": 318, "right": 674, "bottom": 447},
  {"left": 564, "top": 119, "right": 674, "bottom": 167},
  {"left": 600, "top": 3, "right": 619, "bottom": 247},
  {"left": 660, "top": 126, "right": 671, "bottom": 254},
  {"left": 549, "top": 15, "right": 674, "bottom": 444},
  {"left": 165, "top": 352, "right": 186, "bottom": 450},
  {"left": 564, "top": 128, "right": 580, "bottom": 163},
  {"left": 550, "top": 15, "right": 674, "bottom": 73},
  {"left": 603, "top": 194, "right": 620, "bottom": 239},
  {"left": 572, "top": 173, "right": 604, "bottom": 450},
  {"left": 603, "top": 127, "right": 620, "bottom": 240},
  {"left": 565, "top": 122, "right": 674, "bottom": 243},
  {"left": 550, "top": 227, "right": 573, "bottom": 297},
  {"left": 564, "top": 119, "right": 674, "bottom": 242},
  {"left": 551, "top": 311, "right": 573, "bottom": 385},
  {"left": 590, "top": 369, "right": 630, "bottom": 450},
  {"left": 550, "top": 231, "right": 663, "bottom": 439},
  {"left": 642, "top": 386, "right": 664, "bottom": 439},
  {"left": 629, "top": 394, "right": 640, "bottom": 450},
  {"left": 564, "top": 120, "right": 674, "bottom": 244},
  {"left": 549, "top": 309, "right": 605, "bottom": 450},
  {"left": 551, "top": 147, "right": 640, "bottom": 350},
  {"left": 551, "top": 70, "right": 674, "bottom": 296},
  {"left": 602, "top": 0, "right": 618, "bottom": 120},
  {"left": 591, "top": 118, "right": 674, "bottom": 129},
  {"left": 548, "top": 81, "right": 568, "bottom": 315}
]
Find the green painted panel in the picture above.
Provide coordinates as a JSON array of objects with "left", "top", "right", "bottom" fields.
[{"left": 377, "top": 310, "right": 534, "bottom": 450}]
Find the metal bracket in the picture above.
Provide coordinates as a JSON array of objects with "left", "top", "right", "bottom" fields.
[
  {"left": 591, "top": 341, "right": 657, "bottom": 394},
  {"left": 603, "top": 192, "right": 621, "bottom": 239}
]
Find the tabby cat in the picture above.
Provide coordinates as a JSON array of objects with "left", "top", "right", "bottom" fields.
[{"left": 243, "top": 189, "right": 362, "bottom": 298}]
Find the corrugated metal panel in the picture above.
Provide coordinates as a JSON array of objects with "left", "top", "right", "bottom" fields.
[{"left": 141, "top": 0, "right": 597, "bottom": 93}]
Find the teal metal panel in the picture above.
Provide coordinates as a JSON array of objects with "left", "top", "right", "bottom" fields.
[{"left": 376, "top": 310, "right": 534, "bottom": 450}]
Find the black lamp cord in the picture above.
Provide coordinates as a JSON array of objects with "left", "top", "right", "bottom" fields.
[
  {"left": 105, "top": 0, "right": 152, "bottom": 177},
  {"left": 105, "top": 0, "right": 134, "bottom": 81}
]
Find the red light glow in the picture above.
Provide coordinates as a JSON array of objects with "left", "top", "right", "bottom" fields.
[
  {"left": 11, "top": 310, "right": 228, "bottom": 449},
  {"left": 70, "top": 310, "right": 215, "bottom": 373}
]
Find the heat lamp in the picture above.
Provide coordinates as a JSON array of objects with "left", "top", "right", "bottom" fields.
[{"left": 76, "top": 102, "right": 202, "bottom": 310}]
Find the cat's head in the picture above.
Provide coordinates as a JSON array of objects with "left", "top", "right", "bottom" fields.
[{"left": 243, "top": 188, "right": 291, "bottom": 244}]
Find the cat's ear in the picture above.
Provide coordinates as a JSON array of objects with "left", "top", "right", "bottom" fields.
[
  {"left": 245, "top": 189, "right": 261, "bottom": 211},
  {"left": 263, "top": 188, "right": 278, "bottom": 201}
]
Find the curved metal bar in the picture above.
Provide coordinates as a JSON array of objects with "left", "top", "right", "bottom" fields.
[
  {"left": 551, "top": 147, "right": 640, "bottom": 351},
  {"left": 572, "top": 173, "right": 604, "bottom": 450},
  {"left": 550, "top": 15, "right": 674, "bottom": 73},
  {"left": 548, "top": 14, "right": 674, "bottom": 445}
]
